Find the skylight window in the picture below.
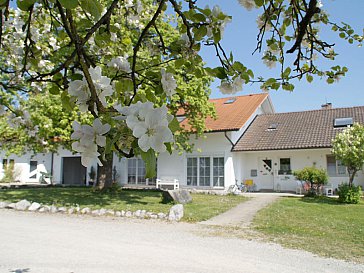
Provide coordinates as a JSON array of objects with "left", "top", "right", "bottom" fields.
[
  {"left": 334, "top": 117, "right": 353, "bottom": 128},
  {"left": 177, "top": 116, "right": 186, "bottom": 122},
  {"left": 224, "top": 98, "right": 236, "bottom": 104},
  {"left": 267, "top": 123, "right": 278, "bottom": 130}
]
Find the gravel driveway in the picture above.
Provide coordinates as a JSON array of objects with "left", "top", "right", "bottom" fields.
[{"left": 0, "top": 210, "right": 363, "bottom": 273}]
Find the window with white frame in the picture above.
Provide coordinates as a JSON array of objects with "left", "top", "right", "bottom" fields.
[
  {"left": 213, "top": 157, "right": 224, "bottom": 187},
  {"left": 279, "top": 158, "right": 291, "bottom": 175},
  {"left": 187, "top": 156, "right": 224, "bottom": 187},
  {"left": 127, "top": 158, "right": 156, "bottom": 185},
  {"left": 327, "top": 155, "right": 346, "bottom": 176}
]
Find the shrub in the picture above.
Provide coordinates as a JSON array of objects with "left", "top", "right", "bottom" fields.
[
  {"left": 294, "top": 167, "right": 328, "bottom": 196},
  {"left": 337, "top": 183, "right": 362, "bottom": 204}
]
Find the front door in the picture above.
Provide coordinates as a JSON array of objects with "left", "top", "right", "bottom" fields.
[
  {"left": 258, "top": 158, "right": 274, "bottom": 190},
  {"left": 62, "top": 157, "right": 86, "bottom": 185}
]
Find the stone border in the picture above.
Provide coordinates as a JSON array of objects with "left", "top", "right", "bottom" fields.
[{"left": 0, "top": 200, "right": 184, "bottom": 221}]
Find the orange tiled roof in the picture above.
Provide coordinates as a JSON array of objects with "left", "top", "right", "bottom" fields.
[{"left": 179, "top": 93, "right": 269, "bottom": 132}]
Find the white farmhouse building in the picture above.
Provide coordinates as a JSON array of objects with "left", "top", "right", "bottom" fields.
[{"left": 1, "top": 93, "right": 363, "bottom": 192}]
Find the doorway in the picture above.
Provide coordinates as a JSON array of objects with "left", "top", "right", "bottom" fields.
[{"left": 62, "top": 157, "right": 86, "bottom": 185}]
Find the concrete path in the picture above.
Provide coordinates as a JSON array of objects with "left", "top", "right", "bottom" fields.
[
  {"left": 200, "top": 193, "right": 287, "bottom": 227},
  {"left": 1, "top": 209, "right": 363, "bottom": 273}
]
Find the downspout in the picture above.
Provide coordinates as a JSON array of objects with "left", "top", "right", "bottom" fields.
[
  {"left": 224, "top": 131, "right": 234, "bottom": 147},
  {"left": 50, "top": 152, "right": 54, "bottom": 184}
]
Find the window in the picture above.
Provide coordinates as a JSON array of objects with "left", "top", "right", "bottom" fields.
[
  {"left": 327, "top": 155, "right": 346, "bottom": 176},
  {"left": 187, "top": 158, "right": 197, "bottom": 186},
  {"left": 224, "top": 98, "right": 236, "bottom": 104},
  {"left": 334, "top": 117, "right": 353, "bottom": 128},
  {"left": 267, "top": 123, "right": 278, "bottom": 130},
  {"left": 127, "top": 158, "right": 157, "bottom": 185},
  {"left": 213, "top": 157, "right": 224, "bottom": 187},
  {"left": 279, "top": 158, "right": 291, "bottom": 175},
  {"left": 187, "top": 156, "right": 224, "bottom": 187},
  {"left": 177, "top": 116, "right": 186, "bottom": 122},
  {"left": 29, "top": 161, "right": 37, "bottom": 179},
  {"left": 2, "top": 159, "right": 14, "bottom": 171}
]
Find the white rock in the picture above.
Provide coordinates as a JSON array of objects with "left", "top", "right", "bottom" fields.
[
  {"left": 121, "top": 210, "right": 126, "bottom": 217},
  {"left": 125, "top": 211, "right": 132, "bottom": 217},
  {"left": 6, "top": 203, "right": 15, "bottom": 209},
  {"left": 81, "top": 207, "right": 91, "bottom": 214},
  {"left": 134, "top": 210, "right": 141, "bottom": 217},
  {"left": 15, "top": 200, "right": 31, "bottom": 211},
  {"left": 106, "top": 209, "right": 115, "bottom": 216},
  {"left": 99, "top": 208, "right": 107, "bottom": 216},
  {"left": 39, "top": 206, "right": 50, "bottom": 213},
  {"left": 68, "top": 207, "right": 75, "bottom": 214},
  {"left": 115, "top": 211, "right": 122, "bottom": 217},
  {"left": 58, "top": 207, "right": 67, "bottom": 213},
  {"left": 157, "top": 212, "right": 166, "bottom": 219},
  {"left": 0, "top": 201, "right": 9, "bottom": 209},
  {"left": 28, "top": 202, "right": 41, "bottom": 211},
  {"left": 168, "top": 204, "right": 184, "bottom": 221},
  {"left": 50, "top": 205, "right": 58, "bottom": 213},
  {"left": 92, "top": 209, "right": 101, "bottom": 216}
]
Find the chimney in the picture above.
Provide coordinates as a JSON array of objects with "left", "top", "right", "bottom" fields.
[{"left": 321, "top": 103, "right": 332, "bottom": 110}]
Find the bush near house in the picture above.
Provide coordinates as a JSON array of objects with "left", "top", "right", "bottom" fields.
[
  {"left": 293, "top": 167, "right": 328, "bottom": 196},
  {"left": 337, "top": 183, "right": 362, "bottom": 204}
]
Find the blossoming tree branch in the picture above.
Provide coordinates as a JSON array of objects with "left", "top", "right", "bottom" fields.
[{"left": 0, "top": 0, "right": 362, "bottom": 188}]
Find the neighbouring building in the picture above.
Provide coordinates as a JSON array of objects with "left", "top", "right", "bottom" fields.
[{"left": 1, "top": 94, "right": 363, "bottom": 192}]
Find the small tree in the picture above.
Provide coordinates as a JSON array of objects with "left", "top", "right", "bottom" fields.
[
  {"left": 294, "top": 167, "right": 328, "bottom": 196},
  {"left": 332, "top": 123, "right": 364, "bottom": 187}
]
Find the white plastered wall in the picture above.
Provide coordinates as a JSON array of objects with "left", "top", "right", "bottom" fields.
[
  {"left": 234, "top": 148, "right": 364, "bottom": 192},
  {"left": 0, "top": 152, "right": 51, "bottom": 183}
]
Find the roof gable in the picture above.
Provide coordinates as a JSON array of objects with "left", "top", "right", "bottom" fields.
[
  {"left": 179, "top": 93, "right": 269, "bottom": 132},
  {"left": 233, "top": 106, "right": 364, "bottom": 151}
]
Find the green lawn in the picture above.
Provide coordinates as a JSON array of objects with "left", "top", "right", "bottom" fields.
[
  {"left": 0, "top": 187, "right": 247, "bottom": 222},
  {"left": 253, "top": 197, "right": 364, "bottom": 263}
]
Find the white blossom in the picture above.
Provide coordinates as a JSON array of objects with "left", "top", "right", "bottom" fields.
[
  {"left": 108, "top": 56, "right": 132, "bottom": 73},
  {"left": 161, "top": 69, "right": 177, "bottom": 97},
  {"left": 71, "top": 119, "right": 111, "bottom": 167},
  {"left": 68, "top": 66, "right": 114, "bottom": 111},
  {"left": 263, "top": 58, "right": 276, "bottom": 69},
  {"left": 238, "top": 0, "right": 256, "bottom": 11},
  {"left": 218, "top": 76, "right": 243, "bottom": 94},
  {"left": 118, "top": 102, "right": 174, "bottom": 153}
]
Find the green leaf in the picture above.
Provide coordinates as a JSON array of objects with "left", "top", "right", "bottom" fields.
[
  {"left": 17, "top": 0, "right": 36, "bottom": 11},
  {"left": 168, "top": 118, "right": 180, "bottom": 133},
  {"left": 49, "top": 85, "right": 60, "bottom": 95},
  {"left": 0, "top": 0, "right": 7, "bottom": 6},
  {"left": 59, "top": 0, "right": 78, "bottom": 9},
  {"left": 282, "top": 67, "right": 291, "bottom": 78},
  {"left": 79, "top": 0, "right": 103, "bottom": 20},
  {"left": 193, "top": 26, "right": 207, "bottom": 41},
  {"left": 306, "top": 74, "right": 314, "bottom": 83},
  {"left": 192, "top": 13, "right": 206, "bottom": 23},
  {"left": 254, "top": 0, "right": 264, "bottom": 7},
  {"left": 140, "top": 149, "right": 157, "bottom": 178},
  {"left": 266, "top": 78, "right": 276, "bottom": 85},
  {"left": 339, "top": 32, "right": 346, "bottom": 38},
  {"left": 327, "top": 77, "right": 335, "bottom": 84}
]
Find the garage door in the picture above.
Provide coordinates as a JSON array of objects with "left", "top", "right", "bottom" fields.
[{"left": 62, "top": 157, "right": 86, "bottom": 185}]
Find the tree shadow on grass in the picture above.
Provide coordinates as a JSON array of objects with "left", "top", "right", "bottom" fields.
[
  {"left": 298, "top": 196, "right": 343, "bottom": 205},
  {"left": 0, "top": 187, "right": 163, "bottom": 208},
  {"left": 9, "top": 269, "right": 30, "bottom": 273}
]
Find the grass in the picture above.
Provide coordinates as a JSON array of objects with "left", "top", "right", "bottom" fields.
[
  {"left": 0, "top": 187, "right": 247, "bottom": 222},
  {"left": 253, "top": 196, "right": 364, "bottom": 263}
]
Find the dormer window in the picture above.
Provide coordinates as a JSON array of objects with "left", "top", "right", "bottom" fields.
[
  {"left": 334, "top": 117, "right": 353, "bottom": 128},
  {"left": 224, "top": 98, "right": 236, "bottom": 104}
]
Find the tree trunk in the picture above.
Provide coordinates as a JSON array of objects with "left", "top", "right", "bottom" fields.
[
  {"left": 96, "top": 152, "right": 114, "bottom": 190},
  {"left": 348, "top": 169, "right": 357, "bottom": 188}
]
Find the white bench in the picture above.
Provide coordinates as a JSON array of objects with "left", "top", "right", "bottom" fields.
[{"left": 156, "top": 178, "right": 179, "bottom": 190}]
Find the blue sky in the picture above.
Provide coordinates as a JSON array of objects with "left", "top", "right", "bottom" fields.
[{"left": 198, "top": 0, "right": 364, "bottom": 113}]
